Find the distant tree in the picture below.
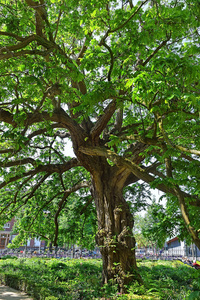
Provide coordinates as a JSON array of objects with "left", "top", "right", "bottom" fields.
[
  {"left": 141, "top": 202, "right": 171, "bottom": 249},
  {"left": 0, "top": 0, "right": 200, "bottom": 291},
  {"left": 134, "top": 214, "right": 151, "bottom": 249},
  {"left": 141, "top": 196, "right": 198, "bottom": 248},
  {"left": 58, "top": 194, "right": 97, "bottom": 250}
]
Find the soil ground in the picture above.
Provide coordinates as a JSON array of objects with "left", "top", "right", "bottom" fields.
[{"left": 0, "top": 286, "right": 33, "bottom": 300}]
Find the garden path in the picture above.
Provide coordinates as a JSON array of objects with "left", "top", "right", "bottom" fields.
[{"left": 0, "top": 286, "right": 33, "bottom": 300}]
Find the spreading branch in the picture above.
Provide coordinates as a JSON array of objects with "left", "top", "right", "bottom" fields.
[
  {"left": 25, "top": 0, "right": 53, "bottom": 41},
  {"left": 103, "top": 42, "right": 114, "bottom": 81},
  {"left": 0, "top": 108, "right": 85, "bottom": 137},
  {"left": 158, "top": 117, "right": 200, "bottom": 156},
  {"left": 0, "top": 35, "right": 37, "bottom": 53},
  {"left": 99, "top": 0, "right": 149, "bottom": 45},
  {"left": 109, "top": 0, "right": 149, "bottom": 33},
  {"left": 162, "top": 154, "right": 200, "bottom": 247},
  {"left": 0, "top": 158, "right": 80, "bottom": 190},
  {"left": 79, "top": 146, "right": 200, "bottom": 206},
  {"left": 76, "top": 32, "right": 93, "bottom": 65},
  {"left": 22, "top": 173, "right": 51, "bottom": 204},
  {"left": 0, "top": 31, "right": 25, "bottom": 41},
  {"left": 141, "top": 35, "right": 171, "bottom": 67},
  {"left": 0, "top": 158, "right": 36, "bottom": 168},
  {"left": 0, "top": 123, "right": 67, "bottom": 156}
]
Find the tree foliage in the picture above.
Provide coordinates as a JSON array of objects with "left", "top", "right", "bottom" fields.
[{"left": 0, "top": 0, "right": 200, "bottom": 289}]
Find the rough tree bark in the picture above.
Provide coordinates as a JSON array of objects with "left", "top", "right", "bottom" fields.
[
  {"left": 93, "top": 176, "right": 141, "bottom": 291},
  {"left": 78, "top": 151, "right": 143, "bottom": 292}
]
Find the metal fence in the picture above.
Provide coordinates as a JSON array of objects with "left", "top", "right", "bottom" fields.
[
  {"left": 0, "top": 248, "right": 101, "bottom": 259},
  {"left": 0, "top": 248, "right": 199, "bottom": 261}
]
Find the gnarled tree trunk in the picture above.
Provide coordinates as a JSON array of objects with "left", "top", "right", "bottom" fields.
[{"left": 90, "top": 160, "right": 142, "bottom": 292}]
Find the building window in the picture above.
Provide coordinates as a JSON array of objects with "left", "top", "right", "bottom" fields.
[
  {"left": 1, "top": 234, "right": 6, "bottom": 238},
  {"left": 3, "top": 223, "right": 10, "bottom": 229},
  {"left": 0, "top": 239, "right": 6, "bottom": 246}
]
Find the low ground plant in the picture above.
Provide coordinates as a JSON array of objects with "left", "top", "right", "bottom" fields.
[{"left": 0, "top": 258, "right": 199, "bottom": 299}]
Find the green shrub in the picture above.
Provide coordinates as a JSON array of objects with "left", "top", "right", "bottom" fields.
[
  {"left": 1, "top": 255, "right": 18, "bottom": 260},
  {"left": 0, "top": 258, "right": 199, "bottom": 299},
  {"left": 188, "top": 291, "right": 200, "bottom": 300}
]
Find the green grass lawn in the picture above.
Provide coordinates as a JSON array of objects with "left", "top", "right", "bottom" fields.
[{"left": 0, "top": 257, "right": 199, "bottom": 299}]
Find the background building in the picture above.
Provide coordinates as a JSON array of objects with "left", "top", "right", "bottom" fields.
[
  {"left": 165, "top": 237, "right": 200, "bottom": 260},
  {"left": 0, "top": 218, "right": 45, "bottom": 252},
  {"left": 0, "top": 218, "right": 15, "bottom": 250}
]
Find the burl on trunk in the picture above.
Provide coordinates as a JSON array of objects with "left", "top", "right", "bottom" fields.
[{"left": 91, "top": 163, "right": 142, "bottom": 292}]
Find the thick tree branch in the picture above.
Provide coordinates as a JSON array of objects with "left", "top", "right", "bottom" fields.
[
  {"left": 174, "top": 186, "right": 200, "bottom": 248},
  {"left": 112, "top": 108, "right": 123, "bottom": 133},
  {"left": 0, "top": 158, "right": 80, "bottom": 190},
  {"left": 189, "top": 199, "right": 200, "bottom": 208},
  {"left": 0, "top": 35, "right": 38, "bottom": 53},
  {"left": 149, "top": 167, "right": 200, "bottom": 207},
  {"left": 0, "top": 33, "right": 61, "bottom": 60},
  {"left": 0, "top": 158, "right": 36, "bottom": 168},
  {"left": 129, "top": 0, "right": 134, "bottom": 9},
  {"left": 0, "top": 31, "right": 25, "bottom": 41},
  {"left": 24, "top": 0, "right": 45, "bottom": 9},
  {"left": 141, "top": 35, "right": 171, "bottom": 67},
  {"left": 114, "top": 133, "right": 160, "bottom": 146},
  {"left": 54, "top": 131, "right": 70, "bottom": 139},
  {"left": 0, "top": 33, "right": 74, "bottom": 69},
  {"left": 90, "top": 100, "right": 116, "bottom": 140},
  {"left": 0, "top": 49, "right": 52, "bottom": 60},
  {"left": 0, "top": 108, "right": 16, "bottom": 126},
  {"left": 181, "top": 153, "right": 200, "bottom": 163},
  {"left": 79, "top": 145, "right": 163, "bottom": 185},
  {"left": 79, "top": 146, "right": 200, "bottom": 204},
  {"left": 0, "top": 108, "right": 85, "bottom": 138},
  {"left": 124, "top": 173, "right": 140, "bottom": 187},
  {"left": 124, "top": 162, "right": 160, "bottom": 186},
  {"left": 25, "top": 0, "right": 53, "bottom": 41}
]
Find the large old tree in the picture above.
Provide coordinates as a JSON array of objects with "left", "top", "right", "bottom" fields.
[{"left": 0, "top": 0, "right": 200, "bottom": 290}]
